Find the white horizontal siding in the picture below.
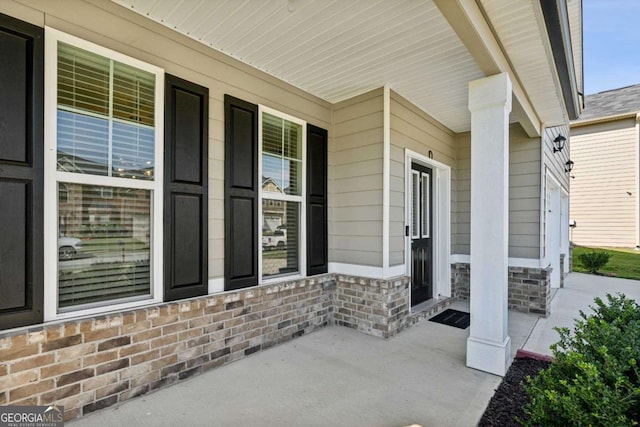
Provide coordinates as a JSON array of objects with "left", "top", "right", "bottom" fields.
[{"left": 570, "top": 119, "right": 638, "bottom": 247}]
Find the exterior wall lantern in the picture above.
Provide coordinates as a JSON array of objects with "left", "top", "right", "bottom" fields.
[
  {"left": 553, "top": 134, "right": 566, "bottom": 153},
  {"left": 565, "top": 159, "right": 574, "bottom": 173}
]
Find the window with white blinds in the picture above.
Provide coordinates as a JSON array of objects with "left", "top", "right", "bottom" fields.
[
  {"left": 259, "top": 108, "right": 305, "bottom": 281},
  {"left": 46, "top": 29, "right": 164, "bottom": 318},
  {"left": 57, "top": 42, "right": 155, "bottom": 179}
]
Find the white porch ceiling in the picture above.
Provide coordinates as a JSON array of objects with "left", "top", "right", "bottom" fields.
[{"left": 111, "top": 0, "right": 485, "bottom": 133}]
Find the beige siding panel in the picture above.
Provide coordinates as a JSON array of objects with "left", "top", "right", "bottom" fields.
[
  {"left": 455, "top": 124, "right": 541, "bottom": 258},
  {"left": 332, "top": 190, "right": 383, "bottom": 207},
  {"left": 333, "top": 159, "right": 382, "bottom": 179},
  {"left": 333, "top": 206, "right": 382, "bottom": 222},
  {"left": 332, "top": 221, "right": 382, "bottom": 237},
  {"left": 570, "top": 119, "right": 638, "bottom": 247},
  {"left": 389, "top": 91, "right": 456, "bottom": 263},
  {"left": 544, "top": 124, "right": 570, "bottom": 190},
  {"left": 331, "top": 249, "right": 382, "bottom": 267},
  {"left": 331, "top": 236, "right": 382, "bottom": 252},
  {"left": 330, "top": 88, "right": 384, "bottom": 266},
  {"left": 334, "top": 112, "right": 384, "bottom": 137},
  {"left": 333, "top": 175, "right": 383, "bottom": 194},
  {"left": 333, "top": 128, "right": 385, "bottom": 151},
  {"left": 12, "top": 0, "right": 332, "bottom": 280}
]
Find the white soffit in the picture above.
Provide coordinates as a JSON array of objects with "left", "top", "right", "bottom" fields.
[
  {"left": 567, "top": 0, "right": 583, "bottom": 95},
  {"left": 111, "top": 0, "right": 484, "bottom": 133},
  {"left": 480, "top": 0, "right": 567, "bottom": 125}
]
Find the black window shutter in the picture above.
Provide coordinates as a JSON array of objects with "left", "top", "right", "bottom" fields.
[
  {"left": 163, "top": 74, "right": 208, "bottom": 301},
  {"left": 0, "top": 13, "right": 44, "bottom": 329},
  {"left": 306, "top": 124, "right": 328, "bottom": 276},
  {"left": 224, "top": 95, "right": 258, "bottom": 290}
]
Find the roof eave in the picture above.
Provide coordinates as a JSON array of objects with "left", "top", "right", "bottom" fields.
[
  {"left": 540, "top": 0, "right": 582, "bottom": 120},
  {"left": 571, "top": 112, "right": 640, "bottom": 128}
]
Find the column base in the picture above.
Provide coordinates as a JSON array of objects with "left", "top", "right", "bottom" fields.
[{"left": 466, "top": 335, "right": 511, "bottom": 376}]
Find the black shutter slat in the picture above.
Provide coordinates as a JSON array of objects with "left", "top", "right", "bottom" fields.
[
  {"left": 224, "top": 95, "right": 258, "bottom": 290},
  {"left": 306, "top": 124, "right": 328, "bottom": 276},
  {"left": 0, "top": 13, "right": 44, "bottom": 329},
  {"left": 164, "top": 74, "right": 208, "bottom": 301}
]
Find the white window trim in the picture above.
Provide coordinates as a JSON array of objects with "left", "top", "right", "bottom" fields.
[
  {"left": 43, "top": 28, "right": 165, "bottom": 321},
  {"left": 258, "top": 105, "right": 307, "bottom": 284}
]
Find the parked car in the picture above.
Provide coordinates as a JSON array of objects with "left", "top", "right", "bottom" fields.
[
  {"left": 58, "top": 236, "right": 83, "bottom": 260},
  {"left": 262, "top": 229, "right": 286, "bottom": 250}
]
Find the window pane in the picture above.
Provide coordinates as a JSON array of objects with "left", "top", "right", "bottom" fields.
[
  {"left": 112, "top": 121, "right": 155, "bottom": 179},
  {"left": 283, "top": 119, "right": 301, "bottom": 160},
  {"left": 422, "top": 173, "right": 430, "bottom": 238},
  {"left": 284, "top": 158, "right": 302, "bottom": 196},
  {"left": 113, "top": 61, "right": 155, "bottom": 127},
  {"left": 58, "top": 183, "right": 151, "bottom": 309},
  {"left": 262, "top": 154, "right": 283, "bottom": 192},
  {"left": 262, "top": 200, "right": 299, "bottom": 278},
  {"left": 57, "top": 43, "right": 156, "bottom": 180},
  {"left": 58, "top": 42, "right": 109, "bottom": 117},
  {"left": 263, "top": 112, "right": 283, "bottom": 156},
  {"left": 411, "top": 171, "right": 419, "bottom": 238},
  {"left": 57, "top": 110, "right": 109, "bottom": 175}
]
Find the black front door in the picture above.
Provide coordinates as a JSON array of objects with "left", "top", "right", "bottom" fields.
[{"left": 410, "top": 163, "right": 433, "bottom": 306}]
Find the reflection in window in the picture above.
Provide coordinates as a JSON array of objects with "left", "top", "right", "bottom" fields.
[
  {"left": 260, "top": 109, "right": 304, "bottom": 280},
  {"left": 261, "top": 200, "right": 299, "bottom": 278},
  {"left": 262, "top": 112, "right": 302, "bottom": 195},
  {"left": 56, "top": 42, "right": 155, "bottom": 180},
  {"left": 58, "top": 183, "right": 151, "bottom": 309}
]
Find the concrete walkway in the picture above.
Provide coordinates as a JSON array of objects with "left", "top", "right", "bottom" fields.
[
  {"left": 70, "top": 273, "right": 639, "bottom": 427},
  {"left": 523, "top": 272, "right": 640, "bottom": 356}
]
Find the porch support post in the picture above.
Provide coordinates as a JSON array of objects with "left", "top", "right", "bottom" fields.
[{"left": 467, "top": 72, "right": 512, "bottom": 376}]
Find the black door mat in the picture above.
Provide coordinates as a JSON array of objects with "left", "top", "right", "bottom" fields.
[{"left": 429, "top": 309, "right": 470, "bottom": 329}]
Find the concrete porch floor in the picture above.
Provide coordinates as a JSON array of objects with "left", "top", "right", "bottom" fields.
[{"left": 70, "top": 273, "right": 640, "bottom": 427}]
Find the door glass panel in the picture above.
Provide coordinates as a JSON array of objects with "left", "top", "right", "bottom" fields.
[
  {"left": 411, "top": 170, "right": 419, "bottom": 239},
  {"left": 421, "top": 173, "right": 430, "bottom": 238}
]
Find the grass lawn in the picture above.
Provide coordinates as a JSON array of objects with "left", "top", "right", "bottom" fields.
[{"left": 573, "top": 246, "right": 640, "bottom": 280}]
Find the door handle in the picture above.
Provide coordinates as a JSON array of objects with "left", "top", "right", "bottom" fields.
[{"left": 406, "top": 225, "right": 410, "bottom": 237}]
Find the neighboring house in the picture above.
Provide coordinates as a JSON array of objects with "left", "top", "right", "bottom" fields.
[
  {"left": 0, "top": 0, "right": 581, "bottom": 419},
  {"left": 570, "top": 85, "right": 640, "bottom": 248}
]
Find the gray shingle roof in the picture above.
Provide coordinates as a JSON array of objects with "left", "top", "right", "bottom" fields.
[{"left": 576, "top": 84, "right": 640, "bottom": 122}]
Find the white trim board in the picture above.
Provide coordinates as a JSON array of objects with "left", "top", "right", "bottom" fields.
[
  {"left": 329, "top": 263, "right": 405, "bottom": 279},
  {"left": 382, "top": 85, "right": 391, "bottom": 273},
  {"left": 208, "top": 277, "right": 225, "bottom": 294},
  {"left": 404, "top": 149, "right": 451, "bottom": 298},
  {"left": 451, "top": 254, "right": 544, "bottom": 269}
]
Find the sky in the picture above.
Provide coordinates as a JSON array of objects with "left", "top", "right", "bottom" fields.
[{"left": 583, "top": 0, "right": 640, "bottom": 95}]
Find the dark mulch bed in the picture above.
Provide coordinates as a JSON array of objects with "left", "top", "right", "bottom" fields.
[{"left": 478, "top": 357, "right": 551, "bottom": 426}]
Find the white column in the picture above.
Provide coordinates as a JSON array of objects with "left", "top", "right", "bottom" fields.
[{"left": 467, "top": 73, "right": 512, "bottom": 376}]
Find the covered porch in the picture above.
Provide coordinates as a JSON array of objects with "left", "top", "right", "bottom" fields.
[{"left": 69, "top": 273, "right": 637, "bottom": 426}]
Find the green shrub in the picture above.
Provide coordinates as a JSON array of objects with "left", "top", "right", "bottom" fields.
[
  {"left": 522, "top": 294, "right": 640, "bottom": 426},
  {"left": 578, "top": 250, "right": 612, "bottom": 274}
]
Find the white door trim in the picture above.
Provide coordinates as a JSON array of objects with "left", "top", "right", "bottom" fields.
[
  {"left": 546, "top": 171, "right": 562, "bottom": 288},
  {"left": 404, "top": 149, "right": 451, "bottom": 299}
]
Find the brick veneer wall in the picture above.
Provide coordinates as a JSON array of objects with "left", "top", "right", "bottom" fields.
[
  {"left": 0, "top": 275, "right": 335, "bottom": 421},
  {"left": 451, "top": 263, "right": 552, "bottom": 316},
  {"left": 333, "top": 275, "right": 411, "bottom": 338}
]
